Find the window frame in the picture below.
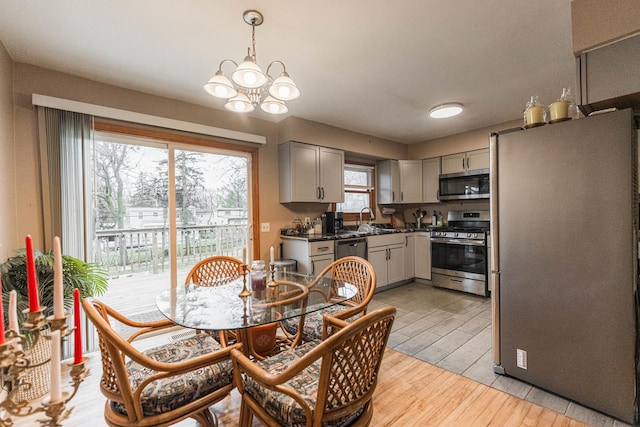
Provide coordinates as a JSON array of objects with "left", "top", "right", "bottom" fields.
[{"left": 333, "top": 162, "right": 376, "bottom": 223}]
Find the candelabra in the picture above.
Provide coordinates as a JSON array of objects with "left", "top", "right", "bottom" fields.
[{"left": 0, "top": 307, "right": 89, "bottom": 427}]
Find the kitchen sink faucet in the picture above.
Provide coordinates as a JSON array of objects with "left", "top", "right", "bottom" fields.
[{"left": 359, "top": 207, "right": 375, "bottom": 227}]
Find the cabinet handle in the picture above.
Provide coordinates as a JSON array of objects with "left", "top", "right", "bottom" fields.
[
  {"left": 311, "top": 261, "right": 315, "bottom": 275},
  {"left": 392, "top": 191, "right": 395, "bottom": 202},
  {"left": 317, "top": 246, "right": 330, "bottom": 252},
  {"left": 462, "top": 158, "right": 465, "bottom": 169},
  {"left": 386, "top": 248, "right": 390, "bottom": 260},
  {"left": 321, "top": 187, "right": 325, "bottom": 200},
  {"left": 401, "top": 191, "right": 404, "bottom": 201}
]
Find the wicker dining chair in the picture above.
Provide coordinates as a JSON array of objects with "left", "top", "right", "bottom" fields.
[
  {"left": 184, "top": 255, "right": 247, "bottom": 344},
  {"left": 281, "top": 256, "right": 376, "bottom": 344},
  {"left": 231, "top": 306, "right": 396, "bottom": 427},
  {"left": 184, "top": 255, "right": 245, "bottom": 286},
  {"left": 83, "top": 297, "right": 241, "bottom": 427}
]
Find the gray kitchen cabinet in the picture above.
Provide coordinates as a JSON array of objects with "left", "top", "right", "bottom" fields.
[
  {"left": 281, "top": 238, "right": 334, "bottom": 275},
  {"left": 576, "top": 33, "right": 640, "bottom": 115},
  {"left": 422, "top": 157, "right": 440, "bottom": 203},
  {"left": 376, "top": 159, "right": 400, "bottom": 204},
  {"left": 278, "top": 141, "right": 344, "bottom": 203},
  {"left": 404, "top": 233, "right": 414, "bottom": 280},
  {"left": 414, "top": 232, "right": 431, "bottom": 280},
  {"left": 441, "top": 148, "right": 489, "bottom": 174},
  {"left": 377, "top": 159, "right": 422, "bottom": 204},
  {"left": 368, "top": 233, "right": 405, "bottom": 289}
]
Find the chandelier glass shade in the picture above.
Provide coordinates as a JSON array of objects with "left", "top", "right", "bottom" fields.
[{"left": 204, "top": 10, "right": 300, "bottom": 114}]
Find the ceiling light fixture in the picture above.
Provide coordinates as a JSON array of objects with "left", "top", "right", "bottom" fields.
[
  {"left": 429, "top": 103, "right": 463, "bottom": 119},
  {"left": 203, "top": 10, "right": 300, "bottom": 114}
]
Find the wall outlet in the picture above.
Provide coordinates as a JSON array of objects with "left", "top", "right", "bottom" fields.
[
  {"left": 261, "top": 223, "right": 270, "bottom": 232},
  {"left": 516, "top": 349, "right": 527, "bottom": 369}
]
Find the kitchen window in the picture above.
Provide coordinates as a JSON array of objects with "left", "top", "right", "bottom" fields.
[{"left": 335, "top": 164, "right": 375, "bottom": 221}]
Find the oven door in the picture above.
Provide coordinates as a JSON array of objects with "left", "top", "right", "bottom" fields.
[{"left": 431, "top": 237, "right": 487, "bottom": 281}]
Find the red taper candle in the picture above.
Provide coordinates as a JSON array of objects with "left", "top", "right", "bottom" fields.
[
  {"left": 25, "top": 235, "right": 40, "bottom": 312},
  {"left": 73, "top": 288, "right": 82, "bottom": 363}
]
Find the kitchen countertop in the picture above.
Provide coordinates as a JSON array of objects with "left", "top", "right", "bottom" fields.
[{"left": 280, "top": 226, "right": 434, "bottom": 242}]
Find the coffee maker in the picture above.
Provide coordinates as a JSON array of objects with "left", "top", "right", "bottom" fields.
[{"left": 322, "top": 211, "right": 344, "bottom": 234}]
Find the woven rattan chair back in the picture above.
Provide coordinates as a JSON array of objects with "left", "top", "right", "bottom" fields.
[
  {"left": 184, "top": 255, "right": 244, "bottom": 286},
  {"left": 316, "top": 306, "right": 395, "bottom": 422},
  {"left": 233, "top": 306, "right": 396, "bottom": 426},
  {"left": 324, "top": 256, "right": 376, "bottom": 309}
]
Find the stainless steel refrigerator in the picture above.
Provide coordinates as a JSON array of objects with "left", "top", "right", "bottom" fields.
[{"left": 490, "top": 108, "right": 638, "bottom": 424}]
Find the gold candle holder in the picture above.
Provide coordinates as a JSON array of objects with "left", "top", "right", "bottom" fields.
[
  {"left": 238, "top": 263, "right": 252, "bottom": 297},
  {"left": 0, "top": 309, "right": 90, "bottom": 427},
  {"left": 266, "top": 261, "right": 279, "bottom": 301}
]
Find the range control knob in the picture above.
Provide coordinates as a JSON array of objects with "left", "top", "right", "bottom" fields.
[{"left": 454, "top": 233, "right": 459, "bottom": 238}]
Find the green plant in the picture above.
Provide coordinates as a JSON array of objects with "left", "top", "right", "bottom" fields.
[{"left": 1, "top": 248, "right": 109, "bottom": 327}]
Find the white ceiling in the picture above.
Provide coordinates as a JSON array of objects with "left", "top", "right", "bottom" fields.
[{"left": 0, "top": 0, "right": 576, "bottom": 144}]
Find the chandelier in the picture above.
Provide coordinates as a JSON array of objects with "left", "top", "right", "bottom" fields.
[{"left": 204, "top": 10, "right": 300, "bottom": 114}]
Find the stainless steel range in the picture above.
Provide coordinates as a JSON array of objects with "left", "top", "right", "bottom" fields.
[{"left": 430, "top": 210, "right": 489, "bottom": 296}]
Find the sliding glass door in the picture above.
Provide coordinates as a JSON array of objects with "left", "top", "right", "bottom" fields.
[{"left": 88, "top": 131, "right": 251, "bottom": 321}]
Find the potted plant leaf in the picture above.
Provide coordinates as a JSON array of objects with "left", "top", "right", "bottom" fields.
[{"left": 1, "top": 248, "right": 109, "bottom": 326}]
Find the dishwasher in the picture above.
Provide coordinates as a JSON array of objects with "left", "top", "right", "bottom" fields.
[{"left": 335, "top": 237, "right": 368, "bottom": 260}]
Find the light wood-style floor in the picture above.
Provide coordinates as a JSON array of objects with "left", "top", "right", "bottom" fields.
[{"left": 11, "top": 346, "right": 589, "bottom": 427}]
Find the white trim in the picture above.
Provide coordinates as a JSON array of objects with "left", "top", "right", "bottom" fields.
[{"left": 32, "top": 94, "right": 267, "bottom": 145}]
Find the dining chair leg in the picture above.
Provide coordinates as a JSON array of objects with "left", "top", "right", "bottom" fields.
[
  {"left": 239, "top": 397, "right": 253, "bottom": 427},
  {"left": 192, "top": 407, "right": 217, "bottom": 427}
]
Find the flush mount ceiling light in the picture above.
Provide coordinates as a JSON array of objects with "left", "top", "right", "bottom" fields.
[
  {"left": 429, "top": 103, "right": 463, "bottom": 119},
  {"left": 204, "top": 10, "right": 300, "bottom": 114}
]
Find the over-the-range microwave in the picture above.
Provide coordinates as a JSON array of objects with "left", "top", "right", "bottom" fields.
[{"left": 438, "top": 169, "right": 490, "bottom": 200}]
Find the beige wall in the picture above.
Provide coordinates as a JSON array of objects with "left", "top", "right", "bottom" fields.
[
  {"left": 278, "top": 116, "right": 407, "bottom": 160},
  {"left": 407, "top": 119, "right": 521, "bottom": 160},
  {"left": 0, "top": 41, "right": 16, "bottom": 260},
  {"left": 571, "top": 0, "right": 640, "bottom": 53},
  {"left": 6, "top": 57, "right": 529, "bottom": 260}
]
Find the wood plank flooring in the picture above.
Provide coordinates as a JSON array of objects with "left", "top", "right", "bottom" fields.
[{"left": 11, "top": 347, "right": 588, "bottom": 427}]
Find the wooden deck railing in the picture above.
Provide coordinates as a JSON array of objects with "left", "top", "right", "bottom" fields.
[{"left": 93, "top": 224, "right": 249, "bottom": 275}]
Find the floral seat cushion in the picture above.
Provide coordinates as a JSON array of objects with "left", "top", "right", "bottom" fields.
[
  {"left": 282, "top": 304, "right": 361, "bottom": 341},
  {"left": 244, "top": 340, "right": 364, "bottom": 426},
  {"left": 113, "top": 334, "right": 233, "bottom": 416}
]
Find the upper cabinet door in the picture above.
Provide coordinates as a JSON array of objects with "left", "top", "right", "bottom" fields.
[
  {"left": 398, "top": 160, "right": 422, "bottom": 203},
  {"left": 467, "top": 148, "right": 489, "bottom": 171},
  {"left": 441, "top": 152, "right": 466, "bottom": 174},
  {"left": 422, "top": 157, "right": 440, "bottom": 203},
  {"left": 376, "top": 160, "right": 401, "bottom": 204},
  {"left": 319, "top": 147, "right": 345, "bottom": 203}
]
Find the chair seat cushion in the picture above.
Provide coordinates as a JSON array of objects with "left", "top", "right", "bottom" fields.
[
  {"left": 282, "top": 304, "right": 360, "bottom": 341},
  {"left": 244, "top": 340, "right": 364, "bottom": 426},
  {"left": 114, "top": 334, "right": 233, "bottom": 416}
]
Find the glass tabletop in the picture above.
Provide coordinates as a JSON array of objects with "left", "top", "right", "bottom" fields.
[{"left": 155, "top": 271, "right": 357, "bottom": 331}]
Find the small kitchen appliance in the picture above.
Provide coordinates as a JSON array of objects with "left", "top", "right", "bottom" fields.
[{"left": 322, "top": 211, "right": 344, "bottom": 234}]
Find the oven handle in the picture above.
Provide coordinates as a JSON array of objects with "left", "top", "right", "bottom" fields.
[{"left": 430, "top": 237, "right": 485, "bottom": 246}]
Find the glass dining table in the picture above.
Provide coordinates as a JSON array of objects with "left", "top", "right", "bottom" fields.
[{"left": 155, "top": 271, "right": 357, "bottom": 358}]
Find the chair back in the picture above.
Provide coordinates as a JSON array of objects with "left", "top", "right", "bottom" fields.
[
  {"left": 315, "top": 306, "right": 395, "bottom": 424},
  {"left": 319, "top": 256, "right": 376, "bottom": 311},
  {"left": 185, "top": 255, "right": 244, "bottom": 286}
]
